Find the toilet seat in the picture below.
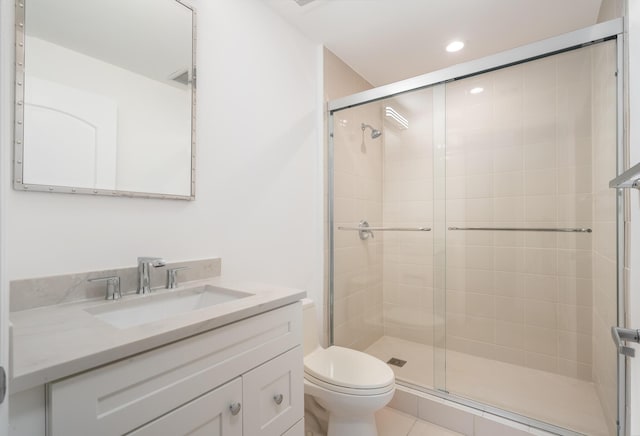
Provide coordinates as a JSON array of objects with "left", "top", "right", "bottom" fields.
[{"left": 304, "top": 346, "right": 395, "bottom": 396}]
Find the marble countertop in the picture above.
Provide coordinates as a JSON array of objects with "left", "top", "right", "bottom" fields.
[{"left": 9, "top": 277, "right": 306, "bottom": 394}]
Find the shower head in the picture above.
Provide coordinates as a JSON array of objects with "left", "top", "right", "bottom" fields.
[{"left": 361, "top": 123, "right": 382, "bottom": 139}]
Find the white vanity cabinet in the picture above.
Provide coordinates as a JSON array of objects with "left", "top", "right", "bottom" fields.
[{"left": 46, "top": 302, "right": 303, "bottom": 436}]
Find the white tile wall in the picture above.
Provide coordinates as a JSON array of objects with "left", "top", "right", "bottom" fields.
[
  {"left": 381, "top": 90, "right": 435, "bottom": 346},
  {"left": 443, "top": 43, "right": 617, "bottom": 386}
]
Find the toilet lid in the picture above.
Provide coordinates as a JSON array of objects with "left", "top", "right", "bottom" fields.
[{"left": 304, "top": 346, "right": 395, "bottom": 390}]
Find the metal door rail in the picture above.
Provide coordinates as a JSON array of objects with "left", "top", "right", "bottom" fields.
[
  {"left": 338, "top": 226, "right": 431, "bottom": 232},
  {"left": 448, "top": 227, "right": 592, "bottom": 233}
]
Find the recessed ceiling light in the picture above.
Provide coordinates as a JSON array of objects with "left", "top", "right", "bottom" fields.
[
  {"left": 446, "top": 41, "right": 465, "bottom": 52},
  {"left": 470, "top": 87, "right": 484, "bottom": 94}
]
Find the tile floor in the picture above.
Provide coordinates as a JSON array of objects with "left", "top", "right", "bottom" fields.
[
  {"left": 376, "top": 408, "right": 463, "bottom": 436},
  {"left": 366, "top": 336, "right": 610, "bottom": 436}
]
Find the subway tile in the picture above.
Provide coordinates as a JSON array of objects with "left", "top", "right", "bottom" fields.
[
  {"left": 465, "top": 269, "right": 494, "bottom": 293},
  {"left": 493, "top": 172, "right": 524, "bottom": 197},
  {"left": 558, "top": 331, "right": 592, "bottom": 364},
  {"left": 493, "top": 146, "right": 524, "bottom": 173},
  {"left": 524, "top": 169, "right": 557, "bottom": 196},
  {"left": 466, "top": 292, "right": 495, "bottom": 318},
  {"left": 495, "top": 320, "right": 524, "bottom": 348},
  {"left": 495, "top": 247, "right": 524, "bottom": 273},
  {"left": 524, "top": 142, "right": 556, "bottom": 171},
  {"left": 524, "top": 196, "right": 557, "bottom": 222},
  {"left": 523, "top": 248, "right": 557, "bottom": 275},
  {"left": 494, "top": 197, "right": 525, "bottom": 222},
  {"left": 494, "top": 272, "right": 525, "bottom": 298},
  {"left": 525, "top": 299, "right": 557, "bottom": 329},
  {"left": 466, "top": 174, "right": 493, "bottom": 199},
  {"left": 524, "top": 274, "right": 558, "bottom": 302},
  {"left": 495, "top": 296, "right": 524, "bottom": 323},
  {"left": 523, "top": 325, "right": 557, "bottom": 356}
]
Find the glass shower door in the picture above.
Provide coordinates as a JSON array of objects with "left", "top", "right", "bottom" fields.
[
  {"left": 441, "top": 41, "right": 619, "bottom": 436},
  {"left": 331, "top": 87, "right": 439, "bottom": 389}
]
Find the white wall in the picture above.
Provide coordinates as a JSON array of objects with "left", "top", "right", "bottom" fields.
[
  {"left": 4, "top": 0, "right": 323, "bottom": 310},
  {"left": 627, "top": 1, "right": 640, "bottom": 434},
  {"left": 0, "top": 0, "right": 12, "bottom": 432},
  {"left": 25, "top": 36, "right": 191, "bottom": 195}
]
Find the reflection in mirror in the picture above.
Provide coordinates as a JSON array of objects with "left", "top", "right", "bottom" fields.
[{"left": 15, "top": 0, "right": 195, "bottom": 199}]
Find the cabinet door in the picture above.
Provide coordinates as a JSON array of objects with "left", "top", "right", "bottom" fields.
[
  {"left": 242, "top": 346, "right": 303, "bottom": 436},
  {"left": 282, "top": 419, "right": 304, "bottom": 436},
  {"left": 128, "top": 377, "right": 242, "bottom": 436},
  {"left": 47, "top": 303, "right": 301, "bottom": 435}
]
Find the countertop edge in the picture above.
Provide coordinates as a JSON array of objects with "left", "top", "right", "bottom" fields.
[{"left": 10, "top": 290, "right": 305, "bottom": 394}]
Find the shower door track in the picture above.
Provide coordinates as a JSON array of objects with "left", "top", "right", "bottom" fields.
[
  {"left": 328, "top": 18, "right": 622, "bottom": 112},
  {"left": 399, "top": 381, "right": 587, "bottom": 436},
  {"left": 327, "top": 16, "right": 628, "bottom": 436}
]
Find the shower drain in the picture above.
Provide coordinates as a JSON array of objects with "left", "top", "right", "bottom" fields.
[{"left": 387, "top": 357, "right": 407, "bottom": 367}]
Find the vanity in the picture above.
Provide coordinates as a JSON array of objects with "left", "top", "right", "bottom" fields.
[{"left": 9, "top": 264, "right": 306, "bottom": 436}]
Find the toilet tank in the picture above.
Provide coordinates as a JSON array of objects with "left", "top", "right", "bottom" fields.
[{"left": 302, "top": 298, "right": 320, "bottom": 356}]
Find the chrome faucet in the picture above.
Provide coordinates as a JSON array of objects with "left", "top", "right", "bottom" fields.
[{"left": 137, "top": 257, "right": 166, "bottom": 295}]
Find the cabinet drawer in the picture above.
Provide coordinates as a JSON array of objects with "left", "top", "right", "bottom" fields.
[
  {"left": 128, "top": 377, "right": 242, "bottom": 436},
  {"left": 47, "top": 303, "right": 301, "bottom": 436},
  {"left": 242, "top": 346, "right": 303, "bottom": 436}
]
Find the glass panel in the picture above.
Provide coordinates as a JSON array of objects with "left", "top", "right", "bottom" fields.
[
  {"left": 443, "top": 41, "right": 618, "bottom": 435},
  {"left": 331, "top": 87, "right": 436, "bottom": 388},
  {"left": 432, "top": 83, "right": 447, "bottom": 392}
]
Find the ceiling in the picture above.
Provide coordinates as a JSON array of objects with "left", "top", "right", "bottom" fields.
[{"left": 265, "top": 0, "right": 604, "bottom": 87}]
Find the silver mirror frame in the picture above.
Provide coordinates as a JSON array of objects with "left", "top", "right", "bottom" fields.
[{"left": 13, "top": 0, "right": 197, "bottom": 200}]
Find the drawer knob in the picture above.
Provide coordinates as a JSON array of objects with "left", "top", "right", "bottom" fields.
[
  {"left": 229, "top": 402, "right": 241, "bottom": 416},
  {"left": 273, "top": 394, "right": 284, "bottom": 405}
]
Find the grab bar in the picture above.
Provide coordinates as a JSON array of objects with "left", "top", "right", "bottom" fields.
[
  {"left": 448, "top": 227, "right": 592, "bottom": 233},
  {"left": 338, "top": 220, "right": 431, "bottom": 240}
]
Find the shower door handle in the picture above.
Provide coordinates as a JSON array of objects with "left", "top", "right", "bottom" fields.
[{"left": 611, "top": 326, "right": 640, "bottom": 357}]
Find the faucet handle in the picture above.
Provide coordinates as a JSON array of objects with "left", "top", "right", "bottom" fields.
[
  {"left": 88, "top": 276, "right": 122, "bottom": 300},
  {"left": 166, "top": 266, "right": 190, "bottom": 289}
]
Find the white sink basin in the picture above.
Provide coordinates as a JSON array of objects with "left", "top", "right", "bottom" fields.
[{"left": 86, "top": 285, "right": 253, "bottom": 329}]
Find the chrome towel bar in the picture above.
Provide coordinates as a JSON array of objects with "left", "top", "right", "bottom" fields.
[
  {"left": 338, "top": 226, "right": 432, "bottom": 232},
  {"left": 448, "top": 227, "right": 592, "bottom": 233},
  {"left": 338, "top": 220, "right": 431, "bottom": 240}
]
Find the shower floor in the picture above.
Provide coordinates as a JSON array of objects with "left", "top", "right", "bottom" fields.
[{"left": 365, "top": 336, "right": 609, "bottom": 436}]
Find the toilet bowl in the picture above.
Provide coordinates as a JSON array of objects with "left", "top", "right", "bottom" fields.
[{"left": 302, "top": 299, "right": 395, "bottom": 436}]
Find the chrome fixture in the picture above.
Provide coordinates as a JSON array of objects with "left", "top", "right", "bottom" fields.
[
  {"left": 137, "top": 257, "right": 166, "bottom": 295},
  {"left": 609, "top": 161, "right": 640, "bottom": 189},
  {"left": 611, "top": 326, "right": 640, "bottom": 357},
  {"left": 166, "top": 266, "right": 190, "bottom": 289},
  {"left": 339, "top": 220, "right": 431, "bottom": 240},
  {"left": 88, "top": 276, "right": 121, "bottom": 300},
  {"left": 361, "top": 123, "right": 382, "bottom": 139},
  {"left": 448, "top": 227, "right": 592, "bottom": 233}
]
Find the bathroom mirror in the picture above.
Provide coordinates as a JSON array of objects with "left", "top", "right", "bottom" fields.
[{"left": 14, "top": 0, "right": 196, "bottom": 199}]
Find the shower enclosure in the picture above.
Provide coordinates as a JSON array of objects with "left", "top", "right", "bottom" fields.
[{"left": 328, "top": 20, "right": 624, "bottom": 436}]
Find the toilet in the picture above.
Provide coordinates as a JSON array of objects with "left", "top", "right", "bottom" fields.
[{"left": 302, "top": 299, "right": 395, "bottom": 436}]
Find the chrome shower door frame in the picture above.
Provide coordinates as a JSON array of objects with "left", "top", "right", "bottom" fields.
[{"left": 328, "top": 18, "right": 628, "bottom": 436}]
